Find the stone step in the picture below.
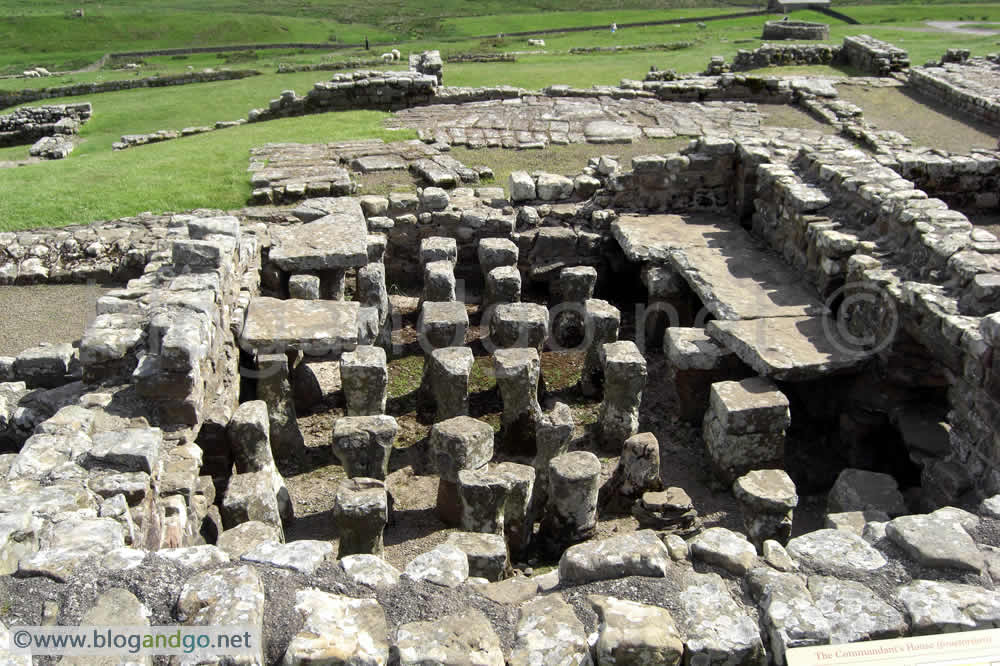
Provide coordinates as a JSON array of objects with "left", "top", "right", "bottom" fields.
[{"left": 239, "top": 297, "right": 359, "bottom": 357}]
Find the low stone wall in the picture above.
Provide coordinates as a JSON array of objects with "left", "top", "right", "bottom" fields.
[
  {"left": 840, "top": 34, "right": 909, "bottom": 76},
  {"left": 0, "top": 102, "right": 91, "bottom": 147},
  {"left": 908, "top": 60, "right": 1000, "bottom": 127},
  {"left": 569, "top": 41, "right": 693, "bottom": 55},
  {"left": 631, "top": 74, "right": 798, "bottom": 104},
  {"left": 112, "top": 120, "right": 245, "bottom": 151},
  {"left": 248, "top": 70, "right": 438, "bottom": 122},
  {"left": 761, "top": 20, "right": 830, "bottom": 41},
  {"left": 444, "top": 53, "right": 517, "bottom": 63},
  {"left": 0, "top": 70, "right": 260, "bottom": 111},
  {"left": 276, "top": 57, "right": 389, "bottom": 73},
  {"left": 732, "top": 43, "right": 841, "bottom": 71}
]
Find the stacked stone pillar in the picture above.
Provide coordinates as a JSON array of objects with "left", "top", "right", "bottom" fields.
[
  {"left": 540, "top": 451, "right": 602, "bottom": 555},
  {"left": 430, "top": 416, "right": 494, "bottom": 525},
  {"left": 581, "top": 299, "right": 620, "bottom": 397},
  {"left": 494, "top": 462, "right": 536, "bottom": 561},
  {"left": 288, "top": 274, "right": 320, "bottom": 300},
  {"left": 357, "top": 233, "right": 391, "bottom": 348},
  {"left": 255, "top": 352, "right": 305, "bottom": 461},
  {"left": 340, "top": 345, "right": 388, "bottom": 416},
  {"left": 665, "top": 328, "right": 748, "bottom": 423},
  {"left": 479, "top": 238, "right": 522, "bottom": 309},
  {"left": 331, "top": 415, "right": 398, "bottom": 480},
  {"left": 489, "top": 303, "right": 549, "bottom": 351},
  {"left": 421, "top": 237, "right": 458, "bottom": 303},
  {"left": 418, "top": 346, "right": 474, "bottom": 422},
  {"left": 532, "top": 402, "right": 575, "bottom": 510},
  {"left": 552, "top": 266, "right": 597, "bottom": 348},
  {"left": 418, "top": 301, "right": 469, "bottom": 354},
  {"left": 703, "top": 377, "right": 790, "bottom": 485},
  {"left": 333, "top": 477, "right": 388, "bottom": 558},
  {"left": 457, "top": 468, "right": 510, "bottom": 535},
  {"left": 733, "top": 469, "right": 798, "bottom": 550},
  {"left": 598, "top": 341, "right": 647, "bottom": 451},
  {"left": 494, "top": 348, "right": 543, "bottom": 456},
  {"left": 640, "top": 264, "right": 688, "bottom": 347}
]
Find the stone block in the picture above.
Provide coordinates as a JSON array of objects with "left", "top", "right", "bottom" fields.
[
  {"left": 478, "top": 238, "right": 519, "bottom": 275},
  {"left": 333, "top": 477, "right": 388, "bottom": 558},
  {"left": 418, "top": 301, "right": 469, "bottom": 352},
  {"left": 484, "top": 266, "right": 521, "bottom": 307},
  {"left": 332, "top": 415, "right": 398, "bottom": 480},
  {"left": 340, "top": 345, "right": 388, "bottom": 416},
  {"left": 489, "top": 303, "right": 549, "bottom": 351},
  {"left": 288, "top": 274, "right": 320, "bottom": 300},
  {"left": 420, "top": 236, "right": 458, "bottom": 268},
  {"left": 419, "top": 346, "right": 474, "bottom": 422},
  {"left": 423, "top": 260, "right": 457, "bottom": 302},
  {"left": 445, "top": 531, "right": 509, "bottom": 582}
]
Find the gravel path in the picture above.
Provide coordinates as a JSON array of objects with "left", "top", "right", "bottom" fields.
[{"left": 0, "top": 284, "right": 110, "bottom": 356}]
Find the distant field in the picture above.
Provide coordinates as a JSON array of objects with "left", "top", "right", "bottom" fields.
[{"left": 1, "top": 1, "right": 999, "bottom": 231}]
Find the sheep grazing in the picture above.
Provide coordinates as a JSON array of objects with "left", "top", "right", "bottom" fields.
[
  {"left": 391, "top": 48, "right": 401, "bottom": 61},
  {"left": 381, "top": 53, "right": 394, "bottom": 63},
  {"left": 527, "top": 38, "right": 545, "bottom": 47}
]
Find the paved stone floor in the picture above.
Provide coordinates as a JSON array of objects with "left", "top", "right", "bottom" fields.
[{"left": 387, "top": 96, "right": 764, "bottom": 148}]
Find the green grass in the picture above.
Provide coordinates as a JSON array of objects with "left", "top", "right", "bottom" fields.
[{"left": 0, "top": 110, "right": 413, "bottom": 231}]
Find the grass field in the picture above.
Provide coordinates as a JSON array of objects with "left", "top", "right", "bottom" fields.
[{"left": 1, "top": 1, "right": 999, "bottom": 231}]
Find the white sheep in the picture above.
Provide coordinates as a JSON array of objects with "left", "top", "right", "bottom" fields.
[
  {"left": 391, "top": 48, "right": 401, "bottom": 61},
  {"left": 23, "top": 70, "right": 40, "bottom": 78},
  {"left": 381, "top": 53, "right": 394, "bottom": 63}
]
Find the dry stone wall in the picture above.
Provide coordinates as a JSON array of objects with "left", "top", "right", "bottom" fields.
[
  {"left": 761, "top": 20, "right": 830, "bottom": 41},
  {"left": 0, "top": 103, "right": 91, "bottom": 148},
  {"left": 841, "top": 34, "right": 910, "bottom": 76},
  {"left": 908, "top": 59, "right": 1000, "bottom": 127},
  {"left": 732, "top": 43, "right": 841, "bottom": 71},
  {"left": 0, "top": 70, "right": 259, "bottom": 111}
]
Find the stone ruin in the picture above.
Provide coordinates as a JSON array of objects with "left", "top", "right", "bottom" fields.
[
  {"left": 0, "top": 103, "right": 91, "bottom": 160},
  {"left": 2, "top": 46, "right": 1000, "bottom": 665},
  {"left": 761, "top": 20, "right": 830, "bottom": 41}
]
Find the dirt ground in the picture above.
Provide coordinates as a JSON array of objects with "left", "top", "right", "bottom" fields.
[
  {"left": 280, "top": 295, "right": 829, "bottom": 573},
  {"left": 0, "top": 284, "right": 110, "bottom": 357},
  {"left": 837, "top": 83, "right": 998, "bottom": 154}
]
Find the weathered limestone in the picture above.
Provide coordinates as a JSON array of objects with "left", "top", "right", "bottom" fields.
[
  {"left": 403, "top": 544, "right": 469, "bottom": 588},
  {"left": 288, "top": 273, "right": 320, "bottom": 300},
  {"left": 540, "top": 450, "right": 601, "bottom": 553},
  {"left": 601, "top": 432, "right": 661, "bottom": 511},
  {"left": 357, "top": 260, "right": 391, "bottom": 349},
  {"left": 494, "top": 348, "right": 543, "bottom": 456},
  {"left": 559, "top": 530, "right": 671, "bottom": 584},
  {"left": 241, "top": 539, "right": 332, "bottom": 575},
  {"left": 340, "top": 553, "right": 402, "bottom": 589},
  {"left": 333, "top": 477, "right": 388, "bottom": 558},
  {"left": 734, "top": 469, "right": 798, "bottom": 549},
  {"left": 589, "top": 595, "right": 683, "bottom": 666},
  {"left": 489, "top": 303, "right": 549, "bottom": 351},
  {"left": 217, "top": 521, "right": 283, "bottom": 558},
  {"left": 445, "top": 531, "right": 509, "bottom": 581},
  {"left": 886, "top": 513, "right": 984, "bottom": 572},
  {"left": 418, "top": 301, "right": 469, "bottom": 353},
  {"left": 458, "top": 467, "right": 510, "bottom": 535},
  {"left": 484, "top": 266, "right": 521, "bottom": 307},
  {"left": 430, "top": 416, "right": 494, "bottom": 525},
  {"left": 690, "top": 526, "right": 759, "bottom": 576},
  {"left": 532, "top": 402, "right": 574, "bottom": 506},
  {"left": 598, "top": 341, "right": 647, "bottom": 450},
  {"left": 221, "top": 470, "right": 287, "bottom": 531},
  {"left": 493, "top": 461, "right": 535, "bottom": 561},
  {"left": 786, "top": 529, "right": 887, "bottom": 574},
  {"left": 394, "top": 609, "right": 504, "bottom": 666},
  {"left": 13, "top": 343, "right": 76, "bottom": 389},
  {"left": 703, "top": 377, "right": 790, "bottom": 485},
  {"left": 581, "top": 299, "right": 620, "bottom": 397},
  {"left": 420, "top": 236, "right": 458, "bottom": 268},
  {"left": 551, "top": 266, "right": 598, "bottom": 348},
  {"left": 283, "top": 588, "right": 388, "bottom": 665},
  {"left": 681, "top": 571, "right": 766, "bottom": 666},
  {"left": 747, "top": 567, "right": 829, "bottom": 665},
  {"left": 176, "top": 565, "right": 265, "bottom": 664},
  {"left": 509, "top": 595, "right": 590, "bottom": 666},
  {"left": 255, "top": 352, "right": 305, "bottom": 461},
  {"left": 632, "top": 487, "right": 701, "bottom": 534},
  {"left": 240, "top": 297, "right": 360, "bottom": 356},
  {"left": 423, "top": 260, "right": 457, "bottom": 302},
  {"left": 827, "top": 468, "right": 907, "bottom": 516},
  {"left": 665, "top": 327, "right": 747, "bottom": 422},
  {"left": 896, "top": 579, "right": 1000, "bottom": 634},
  {"left": 809, "top": 575, "right": 907, "bottom": 643},
  {"left": 331, "top": 415, "right": 398, "bottom": 480},
  {"left": 340, "top": 346, "right": 388, "bottom": 416},
  {"left": 478, "top": 238, "right": 519, "bottom": 276},
  {"left": 418, "top": 346, "right": 474, "bottom": 422}
]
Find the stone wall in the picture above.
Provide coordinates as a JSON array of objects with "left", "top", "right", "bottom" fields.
[
  {"left": 0, "top": 103, "right": 91, "bottom": 148},
  {"left": 444, "top": 53, "right": 517, "bottom": 63},
  {"left": 0, "top": 70, "right": 260, "bottom": 111},
  {"left": 840, "top": 34, "right": 910, "bottom": 76},
  {"left": 276, "top": 57, "right": 390, "bottom": 74},
  {"left": 630, "top": 73, "right": 798, "bottom": 103},
  {"left": 908, "top": 60, "right": 1000, "bottom": 127},
  {"left": 731, "top": 43, "right": 841, "bottom": 71},
  {"left": 761, "top": 20, "right": 830, "bottom": 41},
  {"left": 247, "top": 70, "right": 438, "bottom": 122}
]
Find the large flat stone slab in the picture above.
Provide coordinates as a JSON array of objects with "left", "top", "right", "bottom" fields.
[
  {"left": 612, "top": 213, "right": 750, "bottom": 263},
  {"left": 269, "top": 199, "right": 368, "bottom": 271},
  {"left": 707, "top": 316, "right": 870, "bottom": 381},
  {"left": 614, "top": 214, "right": 827, "bottom": 320},
  {"left": 239, "top": 297, "right": 359, "bottom": 356}
]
